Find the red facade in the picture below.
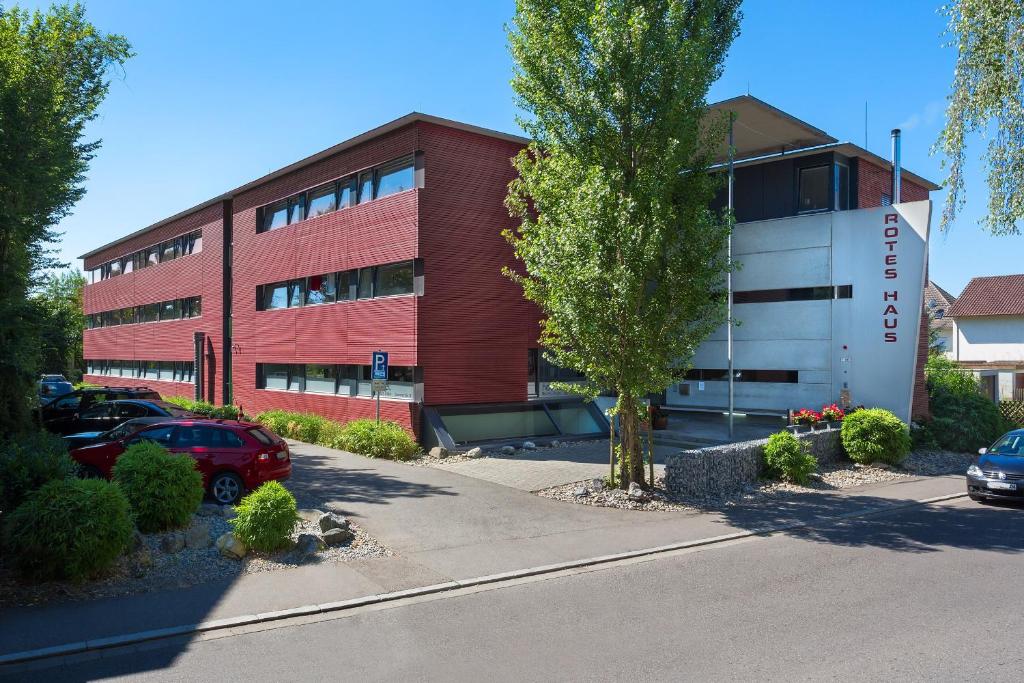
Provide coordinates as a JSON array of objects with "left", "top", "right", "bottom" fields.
[{"left": 82, "top": 118, "right": 536, "bottom": 437}]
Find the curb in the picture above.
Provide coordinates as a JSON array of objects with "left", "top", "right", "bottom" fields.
[{"left": 0, "top": 490, "right": 967, "bottom": 667}]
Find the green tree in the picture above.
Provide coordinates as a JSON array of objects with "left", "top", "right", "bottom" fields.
[
  {"left": 33, "top": 270, "right": 86, "bottom": 380},
  {"left": 506, "top": 0, "right": 741, "bottom": 488},
  {"left": 935, "top": 0, "right": 1024, "bottom": 235},
  {"left": 0, "top": 4, "right": 131, "bottom": 433}
]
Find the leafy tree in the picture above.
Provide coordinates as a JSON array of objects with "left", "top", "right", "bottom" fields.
[
  {"left": 506, "top": 0, "right": 741, "bottom": 488},
  {"left": 0, "top": 4, "right": 131, "bottom": 434},
  {"left": 935, "top": 0, "right": 1024, "bottom": 235},
  {"left": 33, "top": 270, "right": 86, "bottom": 380}
]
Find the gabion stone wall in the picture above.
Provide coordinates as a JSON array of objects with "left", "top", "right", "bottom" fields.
[{"left": 664, "top": 428, "right": 843, "bottom": 498}]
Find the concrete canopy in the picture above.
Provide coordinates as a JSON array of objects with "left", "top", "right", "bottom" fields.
[{"left": 707, "top": 95, "right": 838, "bottom": 163}]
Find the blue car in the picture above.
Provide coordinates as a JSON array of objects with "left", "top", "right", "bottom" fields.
[
  {"left": 967, "top": 429, "right": 1024, "bottom": 503},
  {"left": 38, "top": 374, "right": 74, "bottom": 405}
]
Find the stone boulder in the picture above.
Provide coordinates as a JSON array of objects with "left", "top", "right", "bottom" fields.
[
  {"left": 295, "top": 533, "right": 323, "bottom": 557},
  {"left": 215, "top": 532, "right": 247, "bottom": 559},
  {"left": 522, "top": 441, "right": 537, "bottom": 450},
  {"left": 298, "top": 508, "right": 325, "bottom": 523},
  {"left": 159, "top": 532, "right": 185, "bottom": 554},
  {"left": 465, "top": 447, "right": 483, "bottom": 459},
  {"left": 323, "top": 527, "right": 355, "bottom": 547},
  {"left": 185, "top": 521, "right": 212, "bottom": 549},
  {"left": 429, "top": 446, "right": 449, "bottom": 459},
  {"left": 627, "top": 482, "right": 648, "bottom": 502},
  {"left": 588, "top": 478, "right": 605, "bottom": 492},
  {"left": 318, "top": 512, "right": 350, "bottom": 534},
  {"left": 499, "top": 446, "right": 516, "bottom": 455}
]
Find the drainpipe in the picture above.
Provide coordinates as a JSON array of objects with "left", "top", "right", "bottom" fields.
[{"left": 890, "top": 128, "right": 901, "bottom": 204}]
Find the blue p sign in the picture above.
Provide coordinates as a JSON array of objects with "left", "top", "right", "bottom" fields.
[{"left": 371, "top": 351, "right": 389, "bottom": 380}]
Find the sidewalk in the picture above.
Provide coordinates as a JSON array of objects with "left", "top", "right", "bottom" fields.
[{"left": 0, "top": 439, "right": 967, "bottom": 657}]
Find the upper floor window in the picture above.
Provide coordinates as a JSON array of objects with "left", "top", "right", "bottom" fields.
[
  {"left": 256, "top": 155, "right": 417, "bottom": 233},
  {"left": 89, "top": 229, "right": 203, "bottom": 283},
  {"left": 85, "top": 296, "right": 202, "bottom": 329},
  {"left": 798, "top": 165, "right": 830, "bottom": 213},
  {"left": 255, "top": 260, "right": 417, "bottom": 311}
]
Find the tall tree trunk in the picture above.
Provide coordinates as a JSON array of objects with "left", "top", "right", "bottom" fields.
[{"left": 616, "top": 393, "right": 647, "bottom": 489}]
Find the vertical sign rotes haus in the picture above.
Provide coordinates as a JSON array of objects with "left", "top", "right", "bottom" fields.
[{"left": 831, "top": 201, "right": 931, "bottom": 422}]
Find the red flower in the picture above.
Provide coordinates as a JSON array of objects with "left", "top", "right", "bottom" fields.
[
  {"left": 794, "top": 408, "right": 821, "bottom": 425},
  {"left": 820, "top": 404, "right": 845, "bottom": 421}
]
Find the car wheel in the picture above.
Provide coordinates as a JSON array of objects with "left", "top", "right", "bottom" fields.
[
  {"left": 210, "top": 472, "right": 244, "bottom": 505},
  {"left": 77, "top": 465, "right": 102, "bottom": 479}
]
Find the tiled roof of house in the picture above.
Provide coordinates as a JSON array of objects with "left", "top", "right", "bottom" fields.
[
  {"left": 947, "top": 274, "right": 1024, "bottom": 318},
  {"left": 925, "top": 281, "right": 957, "bottom": 330}
]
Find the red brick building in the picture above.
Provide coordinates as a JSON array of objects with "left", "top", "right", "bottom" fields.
[{"left": 81, "top": 97, "right": 937, "bottom": 443}]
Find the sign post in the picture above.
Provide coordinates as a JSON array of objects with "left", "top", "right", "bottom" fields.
[{"left": 371, "top": 351, "right": 389, "bottom": 424}]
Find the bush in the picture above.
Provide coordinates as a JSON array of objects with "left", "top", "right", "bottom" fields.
[
  {"left": 2, "top": 478, "right": 133, "bottom": 581},
  {"left": 915, "top": 355, "right": 1009, "bottom": 452},
  {"left": 254, "top": 409, "right": 294, "bottom": 436},
  {"left": 841, "top": 408, "right": 911, "bottom": 465},
  {"left": 762, "top": 431, "right": 817, "bottom": 484},
  {"left": 0, "top": 431, "right": 76, "bottom": 514},
  {"left": 164, "top": 396, "right": 241, "bottom": 420},
  {"left": 229, "top": 481, "right": 298, "bottom": 552},
  {"left": 337, "top": 419, "right": 420, "bottom": 460},
  {"left": 112, "top": 441, "right": 204, "bottom": 532}
]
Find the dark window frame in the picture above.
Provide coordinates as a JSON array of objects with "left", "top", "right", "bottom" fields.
[{"left": 797, "top": 164, "right": 831, "bottom": 214}]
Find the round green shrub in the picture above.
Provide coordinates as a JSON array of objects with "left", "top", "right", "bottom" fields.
[
  {"left": 762, "top": 431, "right": 817, "bottom": 484},
  {"left": 255, "top": 409, "right": 293, "bottom": 437},
  {"left": 112, "top": 441, "right": 203, "bottom": 532},
  {"left": 229, "top": 481, "right": 299, "bottom": 552},
  {"left": 2, "top": 478, "right": 133, "bottom": 581},
  {"left": 0, "top": 431, "right": 76, "bottom": 514},
  {"left": 338, "top": 419, "right": 420, "bottom": 460},
  {"left": 841, "top": 408, "right": 911, "bottom": 465}
]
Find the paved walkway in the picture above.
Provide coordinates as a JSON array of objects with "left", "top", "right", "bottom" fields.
[
  {"left": 0, "top": 440, "right": 966, "bottom": 658},
  {"left": 431, "top": 440, "right": 672, "bottom": 491}
]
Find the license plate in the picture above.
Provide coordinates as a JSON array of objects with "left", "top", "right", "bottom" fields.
[{"left": 987, "top": 481, "right": 1017, "bottom": 491}]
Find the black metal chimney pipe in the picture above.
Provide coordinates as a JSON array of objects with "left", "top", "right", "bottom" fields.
[{"left": 891, "top": 128, "right": 902, "bottom": 204}]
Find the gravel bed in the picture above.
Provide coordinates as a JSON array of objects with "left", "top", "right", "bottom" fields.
[
  {"left": 409, "top": 450, "right": 486, "bottom": 467},
  {"left": 0, "top": 507, "right": 391, "bottom": 609},
  {"left": 536, "top": 449, "right": 973, "bottom": 512},
  {"left": 411, "top": 439, "right": 596, "bottom": 468}
]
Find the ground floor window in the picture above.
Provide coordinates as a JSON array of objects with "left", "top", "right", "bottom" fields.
[
  {"left": 85, "top": 359, "right": 195, "bottom": 384},
  {"left": 683, "top": 368, "right": 798, "bottom": 383},
  {"left": 257, "top": 362, "right": 418, "bottom": 401}
]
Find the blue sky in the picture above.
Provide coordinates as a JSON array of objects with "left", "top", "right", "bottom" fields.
[{"left": 28, "top": 0, "right": 1020, "bottom": 295}]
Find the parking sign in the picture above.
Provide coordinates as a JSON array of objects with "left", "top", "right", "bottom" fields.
[{"left": 371, "top": 351, "right": 389, "bottom": 381}]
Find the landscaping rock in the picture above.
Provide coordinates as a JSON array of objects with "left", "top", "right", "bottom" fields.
[
  {"left": 295, "top": 533, "right": 323, "bottom": 558},
  {"left": 215, "top": 532, "right": 247, "bottom": 560},
  {"left": 159, "top": 532, "right": 185, "bottom": 554},
  {"left": 588, "top": 478, "right": 605, "bottom": 492},
  {"left": 500, "top": 446, "right": 516, "bottom": 455},
  {"left": 323, "top": 527, "right": 355, "bottom": 547},
  {"left": 297, "top": 508, "right": 325, "bottom": 523},
  {"left": 429, "top": 446, "right": 449, "bottom": 459},
  {"left": 185, "top": 521, "right": 212, "bottom": 549},
  {"left": 318, "top": 512, "right": 350, "bottom": 534},
  {"left": 627, "top": 482, "right": 648, "bottom": 502},
  {"left": 465, "top": 447, "right": 483, "bottom": 459},
  {"left": 522, "top": 441, "right": 537, "bottom": 450},
  {"left": 197, "top": 503, "right": 222, "bottom": 517},
  {"left": 572, "top": 486, "right": 588, "bottom": 498},
  {"left": 550, "top": 440, "right": 561, "bottom": 448}
]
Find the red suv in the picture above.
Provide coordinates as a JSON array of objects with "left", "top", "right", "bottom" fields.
[{"left": 70, "top": 420, "right": 291, "bottom": 504}]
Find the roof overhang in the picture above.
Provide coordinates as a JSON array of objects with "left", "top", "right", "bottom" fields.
[
  {"left": 707, "top": 95, "right": 837, "bottom": 163},
  {"left": 79, "top": 113, "right": 529, "bottom": 260}
]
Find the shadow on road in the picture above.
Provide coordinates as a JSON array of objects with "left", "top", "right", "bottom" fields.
[{"left": 715, "top": 490, "right": 1024, "bottom": 554}]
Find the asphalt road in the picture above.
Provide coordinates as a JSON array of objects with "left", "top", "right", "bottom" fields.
[{"left": 6, "top": 496, "right": 1022, "bottom": 682}]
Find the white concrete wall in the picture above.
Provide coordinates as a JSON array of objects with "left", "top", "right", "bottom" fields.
[
  {"left": 668, "top": 201, "right": 930, "bottom": 423},
  {"left": 952, "top": 316, "right": 1024, "bottom": 363}
]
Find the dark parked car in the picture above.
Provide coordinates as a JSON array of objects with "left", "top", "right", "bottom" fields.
[
  {"left": 38, "top": 374, "right": 73, "bottom": 404},
  {"left": 967, "top": 429, "right": 1024, "bottom": 503},
  {"left": 70, "top": 420, "right": 291, "bottom": 504},
  {"left": 41, "top": 387, "right": 162, "bottom": 435},
  {"left": 62, "top": 410, "right": 195, "bottom": 451}
]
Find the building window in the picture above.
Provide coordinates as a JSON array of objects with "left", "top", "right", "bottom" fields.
[
  {"left": 357, "top": 267, "right": 374, "bottom": 299},
  {"left": 935, "top": 310, "right": 945, "bottom": 319},
  {"left": 288, "top": 279, "right": 305, "bottom": 307},
  {"left": 160, "top": 240, "right": 176, "bottom": 262},
  {"left": 684, "top": 368, "right": 799, "bottom": 384},
  {"left": 798, "top": 165, "right": 830, "bottom": 213},
  {"left": 259, "top": 363, "right": 290, "bottom": 390},
  {"left": 338, "top": 178, "right": 355, "bottom": 209},
  {"left": 307, "top": 183, "right": 337, "bottom": 218},
  {"left": 262, "top": 201, "right": 289, "bottom": 232},
  {"left": 733, "top": 286, "right": 852, "bottom": 304},
  {"left": 287, "top": 364, "right": 304, "bottom": 392},
  {"left": 288, "top": 196, "right": 305, "bottom": 224},
  {"left": 305, "top": 364, "right": 336, "bottom": 394},
  {"left": 261, "top": 282, "right": 290, "bottom": 310},
  {"left": 338, "top": 270, "right": 356, "bottom": 301},
  {"left": 374, "top": 159, "right": 414, "bottom": 200},
  {"left": 881, "top": 192, "right": 892, "bottom": 207},
  {"left": 375, "top": 261, "right": 414, "bottom": 297},
  {"left": 159, "top": 299, "right": 181, "bottom": 321},
  {"left": 306, "top": 274, "right": 337, "bottom": 305},
  {"left": 144, "top": 361, "right": 159, "bottom": 380},
  {"left": 358, "top": 172, "right": 373, "bottom": 204},
  {"left": 835, "top": 162, "right": 850, "bottom": 211}
]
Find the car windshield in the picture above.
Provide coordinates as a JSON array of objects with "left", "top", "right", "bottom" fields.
[
  {"left": 989, "top": 433, "right": 1024, "bottom": 455},
  {"left": 105, "top": 421, "right": 146, "bottom": 441}
]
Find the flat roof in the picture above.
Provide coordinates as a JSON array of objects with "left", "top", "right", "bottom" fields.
[
  {"left": 79, "top": 113, "right": 530, "bottom": 259},
  {"left": 81, "top": 96, "right": 939, "bottom": 261}
]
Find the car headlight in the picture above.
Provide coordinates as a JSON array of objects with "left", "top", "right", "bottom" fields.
[{"left": 967, "top": 464, "right": 984, "bottom": 477}]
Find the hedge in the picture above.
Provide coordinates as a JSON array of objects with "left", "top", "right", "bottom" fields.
[
  {"left": 164, "top": 396, "right": 242, "bottom": 420},
  {"left": 254, "top": 410, "right": 419, "bottom": 460}
]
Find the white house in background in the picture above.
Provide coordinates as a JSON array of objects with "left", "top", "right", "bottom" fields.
[
  {"left": 925, "top": 280, "right": 957, "bottom": 355},
  {"left": 948, "top": 273, "right": 1024, "bottom": 401}
]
